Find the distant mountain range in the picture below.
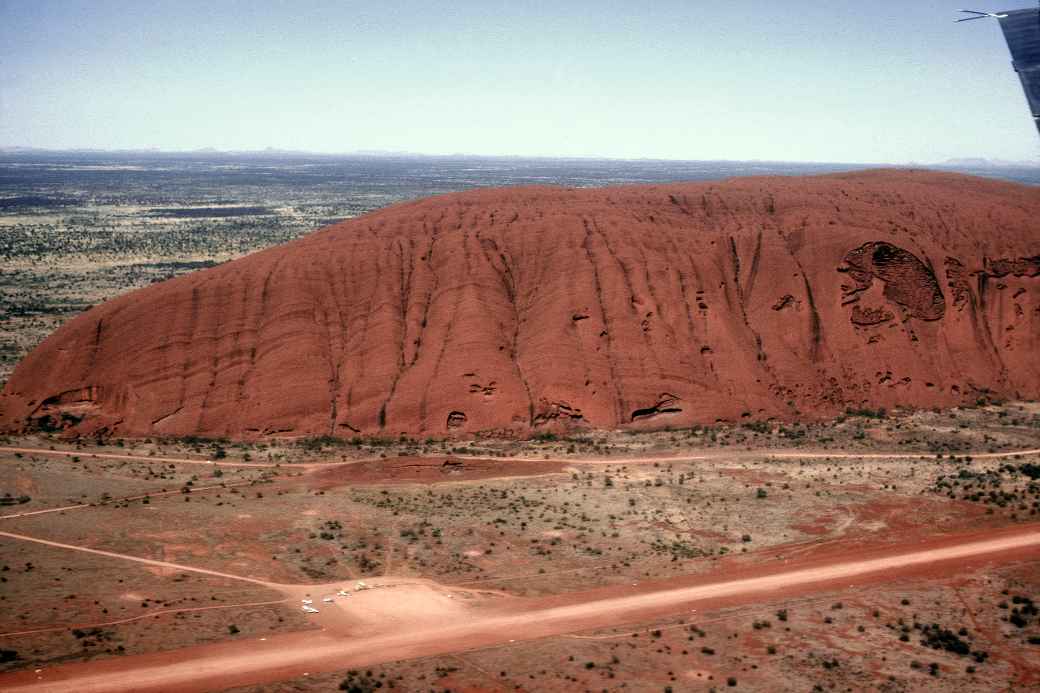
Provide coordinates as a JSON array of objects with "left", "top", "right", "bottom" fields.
[
  {"left": 0, "top": 146, "right": 444, "bottom": 158},
  {"left": 936, "top": 157, "right": 1040, "bottom": 168}
]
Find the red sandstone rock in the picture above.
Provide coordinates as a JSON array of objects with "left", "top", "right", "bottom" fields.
[{"left": 1, "top": 170, "right": 1038, "bottom": 439}]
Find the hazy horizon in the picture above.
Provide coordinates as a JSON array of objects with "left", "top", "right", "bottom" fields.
[
  {"left": 3, "top": 146, "right": 1040, "bottom": 169},
  {"left": 2, "top": 1, "right": 1039, "bottom": 164}
]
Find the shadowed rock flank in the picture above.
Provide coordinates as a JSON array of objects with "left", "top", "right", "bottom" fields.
[
  {"left": 1, "top": 170, "right": 1038, "bottom": 439},
  {"left": 841, "top": 242, "right": 945, "bottom": 321}
]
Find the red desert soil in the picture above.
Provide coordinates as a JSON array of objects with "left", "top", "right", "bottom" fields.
[
  {"left": 1, "top": 523, "right": 1038, "bottom": 693},
  {"left": 1, "top": 170, "right": 1037, "bottom": 439},
  {"left": 305, "top": 455, "right": 565, "bottom": 488}
]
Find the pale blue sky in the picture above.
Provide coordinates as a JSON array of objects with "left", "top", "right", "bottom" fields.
[{"left": 1, "top": 0, "right": 1037, "bottom": 163}]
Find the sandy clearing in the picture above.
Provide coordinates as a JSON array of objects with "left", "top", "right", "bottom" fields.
[
  {"left": 2, "top": 524, "right": 1038, "bottom": 693},
  {"left": 277, "top": 580, "right": 483, "bottom": 636}
]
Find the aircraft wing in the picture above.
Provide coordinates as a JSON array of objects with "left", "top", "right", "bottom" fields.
[{"left": 997, "top": 8, "right": 1040, "bottom": 135}]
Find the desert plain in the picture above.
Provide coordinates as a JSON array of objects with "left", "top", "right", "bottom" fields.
[
  {"left": 1, "top": 403, "right": 1040, "bottom": 692},
  {"left": 1, "top": 153, "right": 1038, "bottom": 692}
]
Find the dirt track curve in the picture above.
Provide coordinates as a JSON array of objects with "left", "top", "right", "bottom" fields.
[{"left": 0, "top": 530, "right": 276, "bottom": 587}]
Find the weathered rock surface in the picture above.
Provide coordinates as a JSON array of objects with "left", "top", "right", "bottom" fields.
[{"left": 1, "top": 170, "right": 1038, "bottom": 439}]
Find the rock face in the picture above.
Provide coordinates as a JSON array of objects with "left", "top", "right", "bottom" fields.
[{"left": 2, "top": 170, "right": 1038, "bottom": 439}]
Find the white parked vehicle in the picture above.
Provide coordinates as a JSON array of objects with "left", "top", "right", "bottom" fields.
[{"left": 322, "top": 596, "right": 335, "bottom": 603}]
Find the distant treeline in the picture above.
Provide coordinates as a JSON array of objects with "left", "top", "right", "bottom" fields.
[
  {"left": 147, "top": 206, "right": 275, "bottom": 218},
  {"left": 133, "top": 260, "right": 220, "bottom": 271},
  {"left": 0, "top": 195, "right": 79, "bottom": 209}
]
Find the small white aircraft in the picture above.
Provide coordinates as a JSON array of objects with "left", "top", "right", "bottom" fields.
[
  {"left": 302, "top": 605, "right": 319, "bottom": 614},
  {"left": 336, "top": 589, "right": 350, "bottom": 597},
  {"left": 322, "top": 596, "right": 335, "bottom": 603},
  {"left": 301, "top": 598, "right": 313, "bottom": 605},
  {"left": 955, "top": 9, "right": 1009, "bottom": 21}
]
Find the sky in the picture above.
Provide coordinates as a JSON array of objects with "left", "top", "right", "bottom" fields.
[{"left": 1, "top": 0, "right": 1037, "bottom": 164}]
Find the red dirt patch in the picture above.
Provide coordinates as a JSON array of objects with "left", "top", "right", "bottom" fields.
[
  {"left": 791, "top": 512, "right": 843, "bottom": 537},
  {"left": 306, "top": 456, "right": 564, "bottom": 488}
]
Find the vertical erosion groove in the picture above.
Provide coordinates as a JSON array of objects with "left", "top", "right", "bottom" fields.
[
  {"left": 745, "top": 229, "right": 763, "bottom": 302},
  {"left": 779, "top": 229, "right": 824, "bottom": 364},
  {"left": 176, "top": 286, "right": 200, "bottom": 429},
  {"left": 593, "top": 218, "right": 659, "bottom": 381},
  {"left": 419, "top": 216, "right": 467, "bottom": 432},
  {"left": 320, "top": 257, "right": 348, "bottom": 436},
  {"left": 378, "top": 238, "right": 413, "bottom": 431},
  {"left": 475, "top": 226, "right": 534, "bottom": 426},
  {"left": 88, "top": 318, "right": 104, "bottom": 371},
  {"left": 414, "top": 231, "right": 439, "bottom": 429},
  {"left": 582, "top": 219, "right": 625, "bottom": 425},
  {"left": 801, "top": 269, "right": 823, "bottom": 363}
]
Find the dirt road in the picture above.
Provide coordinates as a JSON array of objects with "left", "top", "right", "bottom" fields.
[
  {"left": 7, "top": 443, "right": 1039, "bottom": 471},
  {"left": 0, "top": 481, "right": 258, "bottom": 520},
  {"left": 4, "top": 444, "right": 1038, "bottom": 480},
  {"left": 468, "top": 447, "right": 1040, "bottom": 466},
  {"left": 0, "top": 530, "right": 277, "bottom": 587},
  {"left": 3, "top": 524, "right": 1038, "bottom": 693},
  {"left": 765, "top": 448, "right": 1040, "bottom": 460},
  {"left": 0, "top": 446, "right": 344, "bottom": 469}
]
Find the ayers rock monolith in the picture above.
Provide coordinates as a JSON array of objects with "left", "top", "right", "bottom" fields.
[{"left": 2, "top": 170, "right": 1038, "bottom": 439}]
